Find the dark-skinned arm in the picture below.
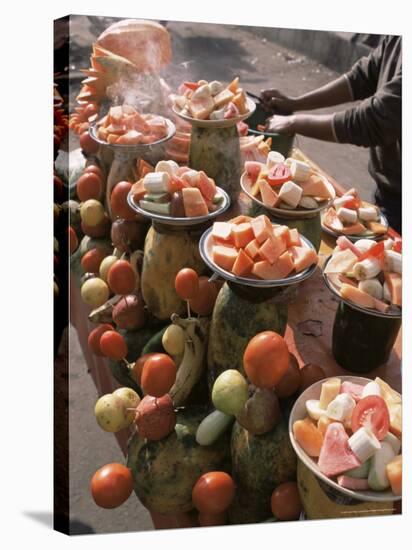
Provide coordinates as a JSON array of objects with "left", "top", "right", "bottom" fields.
[{"left": 267, "top": 113, "right": 337, "bottom": 142}]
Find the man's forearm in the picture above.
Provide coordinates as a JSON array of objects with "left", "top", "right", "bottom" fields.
[
  {"left": 291, "top": 113, "right": 337, "bottom": 142},
  {"left": 293, "top": 75, "right": 353, "bottom": 111}
]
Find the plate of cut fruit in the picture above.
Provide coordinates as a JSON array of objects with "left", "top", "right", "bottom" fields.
[
  {"left": 323, "top": 236, "right": 402, "bottom": 318},
  {"left": 127, "top": 160, "right": 230, "bottom": 226},
  {"left": 240, "top": 152, "right": 336, "bottom": 219},
  {"left": 199, "top": 214, "right": 318, "bottom": 288},
  {"left": 89, "top": 104, "right": 176, "bottom": 150},
  {"left": 321, "top": 187, "right": 388, "bottom": 241},
  {"left": 171, "top": 77, "right": 256, "bottom": 128},
  {"left": 290, "top": 375, "right": 402, "bottom": 502}
]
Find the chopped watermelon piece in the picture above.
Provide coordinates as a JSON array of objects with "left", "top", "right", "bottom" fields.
[
  {"left": 290, "top": 246, "right": 318, "bottom": 272},
  {"left": 244, "top": 239, "right": 261, "bottom": 260},
  {"left": 212, "top": 245, "right": 238, "bottom": 272},
  {"left": 340, "top": 381, "right": 364, "bottom": 402},
  {"left": 251, "top": 215, "right": 273, "bottom": 244},
  {"left": 267, "top": 163, "right": 291, "bottom": 187},
  {"left": 318, "top": 423, "right": 361, "bottom": 477},
  {"left": 245, "top": 161, "right": 264, "bottom": 184},
  {"left": 293, "top": 418, "right": 324, "bottom": 457},
  {"left": 231, "top": 222, "right": 255, "bottom": 248},
  {"left": 182, "top": 188, "right": 209, "bottom": 217},
  {"left": 357, "top": 241, "right": 384, "bottom": 262},
  {"left": 258, "top": 179, "right": 279, "bottom": 208},
  {"left": 384, "top": 272, "right": 402, "bottom": 306},
  {"left": 198, "top": 171, "right": 217, "bottom": 201},
  {"left": 259, "top": 236, "right": 286, "bottom": 265},
  {"left": 232, "top": 249, "right": 254, "bottom": 277},
  {"left": 337, "top": 476, "right": 369, "bottom": 490},
  {"left": 342, "top": 196, "right": 362, "bottom": 210},
  {"left": 393, "top": 238, "right": 402, "bottom": 253},
  {"left": 212, "top": 222, "right": 233, "bottom": 244}
]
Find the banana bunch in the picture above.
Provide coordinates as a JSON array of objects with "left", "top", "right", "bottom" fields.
[{"left": 163, "top": 314, "right": 209, "bottom": 406}]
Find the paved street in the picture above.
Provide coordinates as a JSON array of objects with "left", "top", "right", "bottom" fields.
[{"left": 68, "top": 16, "right": 377, "bottom": 535}]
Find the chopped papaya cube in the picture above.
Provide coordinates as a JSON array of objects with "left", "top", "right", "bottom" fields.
[
  {"left": 244, "top": 239, "right": 261, "bottom": 260},
  {"left": 288, "top": 228, "right": 302, "bottom": 247},
  {"left": 293, "top": 418, "right": 324, "bottom": 457},
  {"left": 212, "top": 245, "right": 238, "bottom": 272},
  {"left": 258, "top": 236, "right": 286, "bottom": 264},
  {"left": 386, "top": 455, "right": 402, "bottom": 496},
  {"left": 212, "top": 222, "right": 233, "bottom": 243},
  {"left": 230, "top": 215, "right": 253, "bottom": 225},
  {"left": 182, "top": 187, "right": 209, "bottom": 217},
  {"left": 227, "top": 77, "right": 240, "bottom": 93},
  {"left": 231, "top": 222, "right": 255, "bottom": 248},
  {"left": 274, "top": 225, "right": 291, "bottom": 246},
  {"left": 131, "top": 179, "right": 146, "bottom": 202},
  {"left": 258, "top": 179, "right": 279, "bottom": 208},
  {"left": 290, "top": 246, "right": 318, "bottom": 272},
  {"left": 251, "top": 215, "right": 273, "bottom": 244},
  {"left": 232, "top": 249, "right": 254, "bottom": 277},
  {"left": 252, "top": 252, "right": 294, "bottom": 280}
]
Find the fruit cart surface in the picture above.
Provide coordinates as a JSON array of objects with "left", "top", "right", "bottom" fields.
[{"left": 70, "top": 148, "right": 401, "bottom": 529}]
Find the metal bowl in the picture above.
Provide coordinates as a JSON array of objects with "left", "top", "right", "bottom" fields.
[
  {"left": 289, "top": 375, "right": 401, "bottom": 503},
  {"left": 240, "top": 172, "right": 335, "bottom": 220},
  {"left": 321, "top": 209, "right": 389, "bottom": 242},
  {"left": 172, "top": 98, "right": 256, "bottom": 129},
  {"left": 89, "top": 118, "right": 176, "bottom": 152},
  {"left": 199, "top": 226, "right": 318, "bottom": 288},
  {"left": 127, "top": 186, "right": 230, "bottom": 227},
  {"left": 322, "top": 254, "right": 402, "bottom": 319}
]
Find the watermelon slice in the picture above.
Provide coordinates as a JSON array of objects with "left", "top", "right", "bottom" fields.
[
  {"left": 340, "top": 381, "right": 364, "bottom": 402},
  {"left": 245, "top": 161, "right": 264, "bottom": 184},
  {"left": 198, "top": 171, "right": 217, "bottom": 201},
  {"left": 318, "top": 422, "right": 361, "bottom": 477}
]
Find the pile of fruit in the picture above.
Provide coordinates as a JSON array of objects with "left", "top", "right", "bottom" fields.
[
  {"left": 324, "top": 237, "right": 402, "bottom": 313},
  {"left": 132, "top": 160, "right": 224, "bottom": 218},
  {"left": 323, "top": 187, "right": 387, "bottom": 237},
  {"left": 171, "top": 77, "right": 250, "bottom": 121},
  {"left": 210, "top": 214, "right": 318, "bottom": 280},
  {"left": 293, "top": 376, "right": 402, "bottom": 495},
  {"left": 94, "top": 105, "right": 169, "bottom": 145},
  {"left": 243, "top": 152, "right": 335, "bottom": 211}
]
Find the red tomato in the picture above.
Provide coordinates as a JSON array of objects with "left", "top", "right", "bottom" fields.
[
  {"left": 271, "top": 482, "right": 302, "bottom": 520},
  {"left": 267, "top": 163, "right": 291, "bottom": 187},
  {"left": 299, "top": 364, "right": 326, "bottom": 392},
  {"left": 351, "top": 395, "right": 390, "bottom": 440},
  {"left": 183, "top": 81, "right": 200, "bottom": 90},
  {"left": 90, "top": 463, "right": 133, "bottom": 509},
  {"left": 81, "top": 248, "right": 107, "bottom": 274},
  {"left": 192, "top": 472, "right": 235, "bottom": 514},
  {"left": 175, "top": 268, "right": 199, "bottom": 300},
  {"left": 84, "top": 164, "right": 104, "bottom": 178},
  {"left": 343, "top": 196, "right": 361, "bottom": 210},
  {"left": 88, "top": 324, "right": 114, "bottom": 356},
  {"left": 99, "top": 330, "right": 128, "bottom": 360},
  {"left": 77, "top": 171, "right": 102, "bottom": 202},
  {"left": 141, "top": 353, "right": 177, "bottom": 397},
  {"left": 107, "top": 260, "right": 136, "bottom": 295},
  {"left": 111, "top": 181, "right": 137, "bottom": 221},
  {"left": 80, "top": 131, "right": 100, "bottom": 154},
  {"left": 68, "top": 226, "right": 78, "bottom": 254},
  {"left": 275, "top": 353, "right": 301, "bottom": 398},
  {"left": 189, "top": 276, "right": 218, "bottom": 316},
  {"left": 131, "top": 353, "right": 157, "bottom": 385},
  {"left": 243, "top": 331, "right": 290, "bottom": 388}
]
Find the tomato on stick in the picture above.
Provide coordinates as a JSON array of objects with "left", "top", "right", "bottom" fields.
[
  {"left": 175, "top": 268, "right": 200, "bottom": 317},
  {"left": 90, "top": 463, "right": 133, "bottom": 509},
  {"left": 351, "top": 395, "right": 390, "bottom": 440}
]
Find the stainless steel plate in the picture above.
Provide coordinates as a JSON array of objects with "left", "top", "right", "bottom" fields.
[
  {"left": 172, "top": 98, "right": 256, "bottom": 129},
  {"left": 321, "top": 210, "right": 389, "bottom": 242}
]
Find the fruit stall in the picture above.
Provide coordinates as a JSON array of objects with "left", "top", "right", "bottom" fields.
[{"left": 63, "top": 18, "right": 402, "bottom": 530}]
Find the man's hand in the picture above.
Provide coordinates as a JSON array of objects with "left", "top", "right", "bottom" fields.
[
  {"left": 266, "top": 115, "right": 296, "bottom": 135},
  {"left": 260, "top": 89, "right": 296, "bottom": 114}
]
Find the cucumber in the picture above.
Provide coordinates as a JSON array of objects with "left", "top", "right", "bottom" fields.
[
  {"left": 212, "top": 194, "right": 224, "bottom": 205},
  {"left": 383, "top": 432, "right": 401, "bottom": 455},
  {"left": 140, "top": 200, "right": 171, "bottom": 215},
  {"left": 144, "top": 193, "right": 171, "bottom": 204},
  {"left": 368, "top": 442, "right": 395, "bottom": 491},
  {"left": 346, "top": 458, "right": 371, "bottom": 479},
  {"left": 196, "top": 410, "right": 234, "bottom": 446},
  {"left": 141, "top": 326, "right": 168, "bottom": 355}
]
